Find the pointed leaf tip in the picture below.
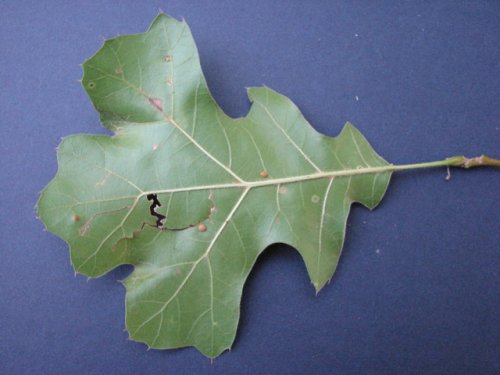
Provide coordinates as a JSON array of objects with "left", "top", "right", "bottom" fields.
[{"left": 40, "top": 12, "right": 395, "bottom": 358}]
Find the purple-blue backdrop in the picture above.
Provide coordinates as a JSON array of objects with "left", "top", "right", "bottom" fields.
[{"left": 1, "top": 1, "right": 499, "bottom": 374}]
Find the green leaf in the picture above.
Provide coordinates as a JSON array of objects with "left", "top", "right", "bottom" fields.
[{"left": 38, "top": 13, "right": 498, "bottom": 358}]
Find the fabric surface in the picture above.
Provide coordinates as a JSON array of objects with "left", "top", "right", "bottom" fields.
[{"left": 1, "top": 1, "right": 498, "bottom": 374}]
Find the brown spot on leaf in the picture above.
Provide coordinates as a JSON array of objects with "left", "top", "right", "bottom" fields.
[
  {"left": 148, "top": 98, "right": 163, "bottom": 112},
  {"left": 164, "top": 55, "right": 172, "bottom": 62},
  {"left": 259, "top": 171, "right": 269, "bottom": 178},
  {"left": 198, "top": 223, "right": 207, "bottom": 232},
  {"left": 115, "top": 66, "right": 124, "bottom": 74},
  {"left": 71, "top": 215, "right": 80, "bottom": 222}
]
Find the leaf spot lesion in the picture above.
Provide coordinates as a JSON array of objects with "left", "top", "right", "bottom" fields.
[{"left": 148, "top": 97, "right": 164, "bottom": 112}]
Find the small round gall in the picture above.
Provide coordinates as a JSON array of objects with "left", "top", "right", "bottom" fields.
[
  {"left": 71, "top": 215, "right": 80, "bottom": 222},
  {"left": 198, "top": 223, "right": 207, "bottom": 232},
  {"left": 259, "top": 170, "right": 269, "bottom": 178}
]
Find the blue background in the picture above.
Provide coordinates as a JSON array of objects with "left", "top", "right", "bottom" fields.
[{"left": 1, "top": 1, "right": 499, "bottom": 374}]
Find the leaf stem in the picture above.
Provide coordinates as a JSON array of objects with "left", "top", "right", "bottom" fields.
[
  {"left": 141, "top": 155, "right": 499, "bottom": 197},
  {"left": 390, "top": 154, "right": 500, "bottom": 172}
]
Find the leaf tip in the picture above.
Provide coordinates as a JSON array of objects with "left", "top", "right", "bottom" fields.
[{"left": 313, "top": 282, "right": 321, "bottom": 295}]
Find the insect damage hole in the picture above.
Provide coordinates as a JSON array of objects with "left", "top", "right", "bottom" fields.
[{"left": 146, "top": 194, "right": 166, "bottom": 228}]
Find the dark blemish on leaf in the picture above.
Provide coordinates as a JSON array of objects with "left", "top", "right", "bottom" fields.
[
  {"left": 147, "top": 194, "right": 166, "bottom": 228},
  {"left": 259, "top": 171, "right": 269, "bottom": 178},
  {"left": 148, "top": 98, "right": 164, "bottom": 112},
  {"left": 164, "top": 55, "right": 172, "bottom": 62},
  {"left": 71, "top": 215, "right": 80, "bottom": 222},
  {"left": 198, "top": 223, "right": 207, "bottom": 232},
  {"left": 88, "top": 82, "right": 96, "bottom": 89}
]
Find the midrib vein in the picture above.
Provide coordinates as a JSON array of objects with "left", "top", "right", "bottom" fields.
[
  {"left": 142, "top": 164, "right": 394, "bottom": 195},
  {"left": 78, "top": 165, "right": 395, "bottom": 273}
]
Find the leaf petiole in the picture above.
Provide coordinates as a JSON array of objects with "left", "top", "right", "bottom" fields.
[
  {"left": 390, "top": 154, "right": 500, "bottom": 172},
  {"left": 135, "top": 155, "right": 499, "bottom": 198}
]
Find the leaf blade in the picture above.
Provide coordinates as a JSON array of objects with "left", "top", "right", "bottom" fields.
[{"left": 38, "top": 13, "right": 392, "bottom": 357}]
